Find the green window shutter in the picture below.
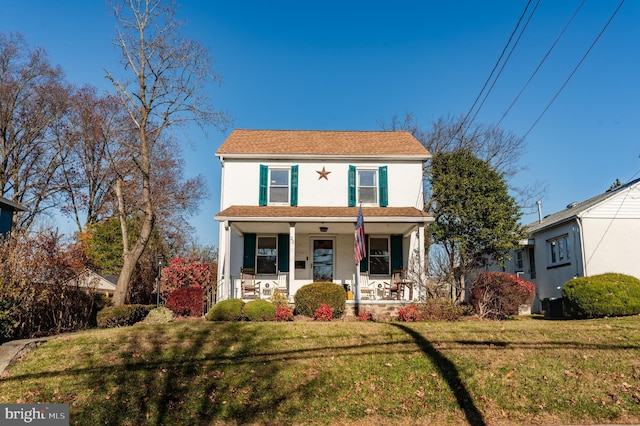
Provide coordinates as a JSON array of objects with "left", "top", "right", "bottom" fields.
[
  {"left": 391, "top": 235, "right": 403, "bottom": 270},
  {"left": 348, "top": 165, "right": 356, "bottom": 207},
  {"left": 259, "top": 165, "right": 268, "bottom": 206},
  {"left": 277, "top": 233, "right": 289, "bottom": 272},
  {"left": 360, "top": 234, "right": 368, "bottom": 272},
  {"left": 243, "top": 233, "right": 256, "bottom": 268},
  {"left": 379, "top": 166, "right": 388, "bottom": 207},
  {"left": 290, "top": 165, "right": 298, "bottom": 206}
]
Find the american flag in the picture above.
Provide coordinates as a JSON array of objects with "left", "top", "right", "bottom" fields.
[{"left": 354, "top": 206, "right": 366, "bottom": 264}]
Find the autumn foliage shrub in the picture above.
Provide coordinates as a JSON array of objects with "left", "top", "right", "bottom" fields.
[
  {"left": 275, "top": 306, "right": 294, "bottom": 322},
  {"left": 562, "top": 273, "right": 640, "bottom": 318},
  {"left": 143, "top": 307, "right": 175, "bottom": 324},
  {"left": 357, "top": 311, "right": 372, "bottom": 322},
  {"left": 313, "top": 304, "right": 334, "bottom": 321},
  {"left": 294, "top": 282, "right": 346, "bottom": 318},
  {"left": 243, "top": 300, "right": 276, "bottom": 321},
  {"left": 417, "top": 298, "right": 471, "bottom": 321},
  {"left": 0, "top": 232, "right": 104, "bottom": 342},
  {"left": 159, "top": 257, "right": 210, "bottom": 317},
  {"left": 398, "top": 305, "right": 419, "bottom": 322},
  {"left": 470, "top": 272, "right": 535, "bottom": 319},
  {"left": 166, "top": 285, "right": 204, "bottom": 317}
]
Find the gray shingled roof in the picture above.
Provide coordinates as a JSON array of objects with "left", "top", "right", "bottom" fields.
[{"left": 527, "top": 177, "right": 640, "bottom": 233}]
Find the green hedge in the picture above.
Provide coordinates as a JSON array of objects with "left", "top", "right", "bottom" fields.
[
  {"left": 562, "top": 273, "right": 640, "bottom": 318},
  {"left": 205, "top": 298, "right": 245, "bottom": 321},
  {"left": 294, "top": 282, "right": 346, "bottom": 318},
  {"left": 243, "top": 300, "right": 276, "bottom": 321},
  {"left": 143, "top": 307, "right": 175, "bottom": 324},
  {"left": 97, "top": 304, "right": 154, "bottom": 328}
]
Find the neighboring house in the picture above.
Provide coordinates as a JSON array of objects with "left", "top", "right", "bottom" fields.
[
  {"left": 0, "top": 196, "right": 27, "bottom": 238},
  {"left": 64, "top": 269, "right": 118, "bottom": 297},
  {"left": 214, "top": 129, "right": 433, "bottom": 302},
  {"left": 504, "top": 178, "right": 640, "bottom": 312}
]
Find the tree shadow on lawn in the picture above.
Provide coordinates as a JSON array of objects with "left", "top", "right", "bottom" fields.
[{"left": 389, "top": 323, "right": 487, "bottom": 426}]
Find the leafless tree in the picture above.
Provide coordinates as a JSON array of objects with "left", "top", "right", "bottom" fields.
[
  {"left": 0, "top": 33, "right": 73, "bottom": 229},
  {"left": 106, "top": 0, "right": 229, "bottom": 305},
  {"left": 59, "top": 86, "right": 125, "bottom": 232},
  {"left": 381, "top": 112, "right": 546, "bottom": 212}
]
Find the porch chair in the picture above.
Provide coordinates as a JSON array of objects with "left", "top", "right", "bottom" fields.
[
  {"left": 356, "top": 272, "right": 375, "bottom": 300},
  {"left": 240, "top": 267, "right": 260, "bottom": 299},
  {"left": 276, "top": 272, "right": 289, "bottom": 296},
  {"left": 388, "top": 269, "right": 406, "bottom": 300}
]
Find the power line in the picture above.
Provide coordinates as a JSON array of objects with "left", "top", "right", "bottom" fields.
[
  {"left": 520, "top": 0, "right": 625, "bottom": 141},
  {"left": 454, "top": 0, "right": 534, "bottom": 139},
  {"left": 467, "top": 0, "right": 541, "bottom": 129},
  {"left": 496, "top": 0, "right": 586, "bottom": 128}
]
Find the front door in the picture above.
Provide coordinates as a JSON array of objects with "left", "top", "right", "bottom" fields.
[{"left": 312, "top": 239, "right": 333, "bottom": 282}]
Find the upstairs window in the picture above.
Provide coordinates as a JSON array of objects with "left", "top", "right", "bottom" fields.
[
  {"left": 348, "top": 165, "right": 388, "bottom": 207},
  {"left": 269, "top": 169, "right": 289, "bottom": 203},
  {"left": 547, "top": 235, "right": 570, "bottom": 267},
  {"left": 358, "top": 170, "right": 377, "bottom": 204},
  {"left": 259, "top": 165, "right": 298, "bottom": 206}
]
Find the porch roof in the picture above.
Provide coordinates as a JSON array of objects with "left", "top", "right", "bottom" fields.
[
  {"left": 216, "top": 206, "right": 432, "bottom": 235},
  {"left": 215, "top": 205, "right": 431, "bottom": 223}
]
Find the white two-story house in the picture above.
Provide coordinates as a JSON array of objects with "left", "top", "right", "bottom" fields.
[{"left": 214, "top": 129, "right": 432, "bottom": 302}]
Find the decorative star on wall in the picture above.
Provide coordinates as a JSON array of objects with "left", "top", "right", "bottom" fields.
[{"left": 316, "top": 166, "right": 331, "bottom": 180}]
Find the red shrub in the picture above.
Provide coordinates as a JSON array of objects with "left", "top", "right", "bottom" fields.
[
  {"left": 398, "top": 305, "right": 419, "bottom": 322},
  {"left": 357, "top": 311, "right": 372, "bottom": 322},
  {"left": 275, "top": 306, "right": 294, "bottom": 322},
  {"left": 313, "top": 304, "right": 334, "bottom": 321},
  {"left": 470, "top": 272, "right": 535, "bottom": 319},
  {"left": 166, "top": 285, "right": 204, "bottom": 317},
  {"left": 160, "top": 257, "right": 211, "bottom": 300}
]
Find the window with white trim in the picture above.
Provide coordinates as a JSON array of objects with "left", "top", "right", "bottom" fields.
[
  {"left": 269, "top": 169, "right": 289, "bottom": 204},
  {"left": 358, "top": 169, "right": 377, "bottom": 204},
  {"left": 369, "top": 237, "right": 389, "bottom": 275},
  {"left": 547, "top": 235, "right": 570, "bottom": 267},
  {"left": 515, "top": 250, "right": 524, "bottom": 271},
  {"left": 256, "top": 236, "right": 277, "bottom": 275}
]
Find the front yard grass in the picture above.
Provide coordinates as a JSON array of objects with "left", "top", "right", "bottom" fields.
[{"left": 1, "top": 316, "right": 639, "bottom": 425}]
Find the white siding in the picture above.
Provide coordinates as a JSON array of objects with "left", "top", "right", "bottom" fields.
[
  {"left": 581, "top": 217, "right": 640, "bottom": 279},
  {"left": 220, "top": 159, "right": 424, "bottom": 209},
  {"left": 582, "top": 184, "right": 640, "bottom": 219}
]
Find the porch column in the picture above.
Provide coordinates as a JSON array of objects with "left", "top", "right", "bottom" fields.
[
  {"left": 289, "top": 222, "right": 296, "bottom": 291},
  {"left": 418, "top": 223, "right": 426, "bottom": 274},
  {"left": 224, "top": 221, "right": 232, "bottom": 299}
]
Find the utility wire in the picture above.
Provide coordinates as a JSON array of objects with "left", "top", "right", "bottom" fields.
[
  {"left": 520, "top": 0, "right": 625, "bottom": 141},
  {"left": 467, "top": 0, "right": 541, "bottom": 129},
  {"left": 453, "top": 0, "right": 534, "bottom": 140},
  {"left": 496, "top": 0, "right": 586, "bottom": 128}
]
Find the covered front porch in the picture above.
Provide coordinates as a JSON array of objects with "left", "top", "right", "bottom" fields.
[{"left": 215, "top": 206, "right": 433, "bottom": 303}]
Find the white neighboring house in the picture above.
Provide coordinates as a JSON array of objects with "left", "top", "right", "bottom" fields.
[
  {"left": 64, "top": 269, "right": 118, "bottom": 297},
  {"left": 504, "top": 178, "right": 640, "bottom": 312},
  {"left": 215, "top": 129, "right": 433, "bottom": 302}
]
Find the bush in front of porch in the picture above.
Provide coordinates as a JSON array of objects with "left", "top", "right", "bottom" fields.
[{"left": 294, "top": 282, "right": 346, "bottom": 319}]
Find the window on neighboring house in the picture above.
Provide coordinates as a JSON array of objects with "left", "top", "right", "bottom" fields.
[
  {"left": 515, "top": 250, "right": 524, "bottom": 271},
  {"left": 547, "top": 235, "right": 570, "bottom": 267},
  {"left": 256, "top": 236, "right": 277, "bottom": 275},
  {"left": 348, "top": 165, "right": 388, "bottom": 207},
  {"left": 369, "top": 237, "right": 390, "bottom": 275}
]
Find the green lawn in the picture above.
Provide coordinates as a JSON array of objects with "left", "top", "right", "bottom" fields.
[{"left": 1, "top": 316, "right": 640, "bottom": 425}]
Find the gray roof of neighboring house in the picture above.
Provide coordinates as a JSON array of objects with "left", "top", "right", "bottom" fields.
[
  {"left": 527, "top": 177, "right": 640, "bottom": 234},
  {"left": 0, "top": 196, "right": 27, "bottom": 212}
]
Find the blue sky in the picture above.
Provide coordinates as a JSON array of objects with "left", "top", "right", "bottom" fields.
[{"left": 2, "top": 1, "right": 639, "bottom": 247}]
